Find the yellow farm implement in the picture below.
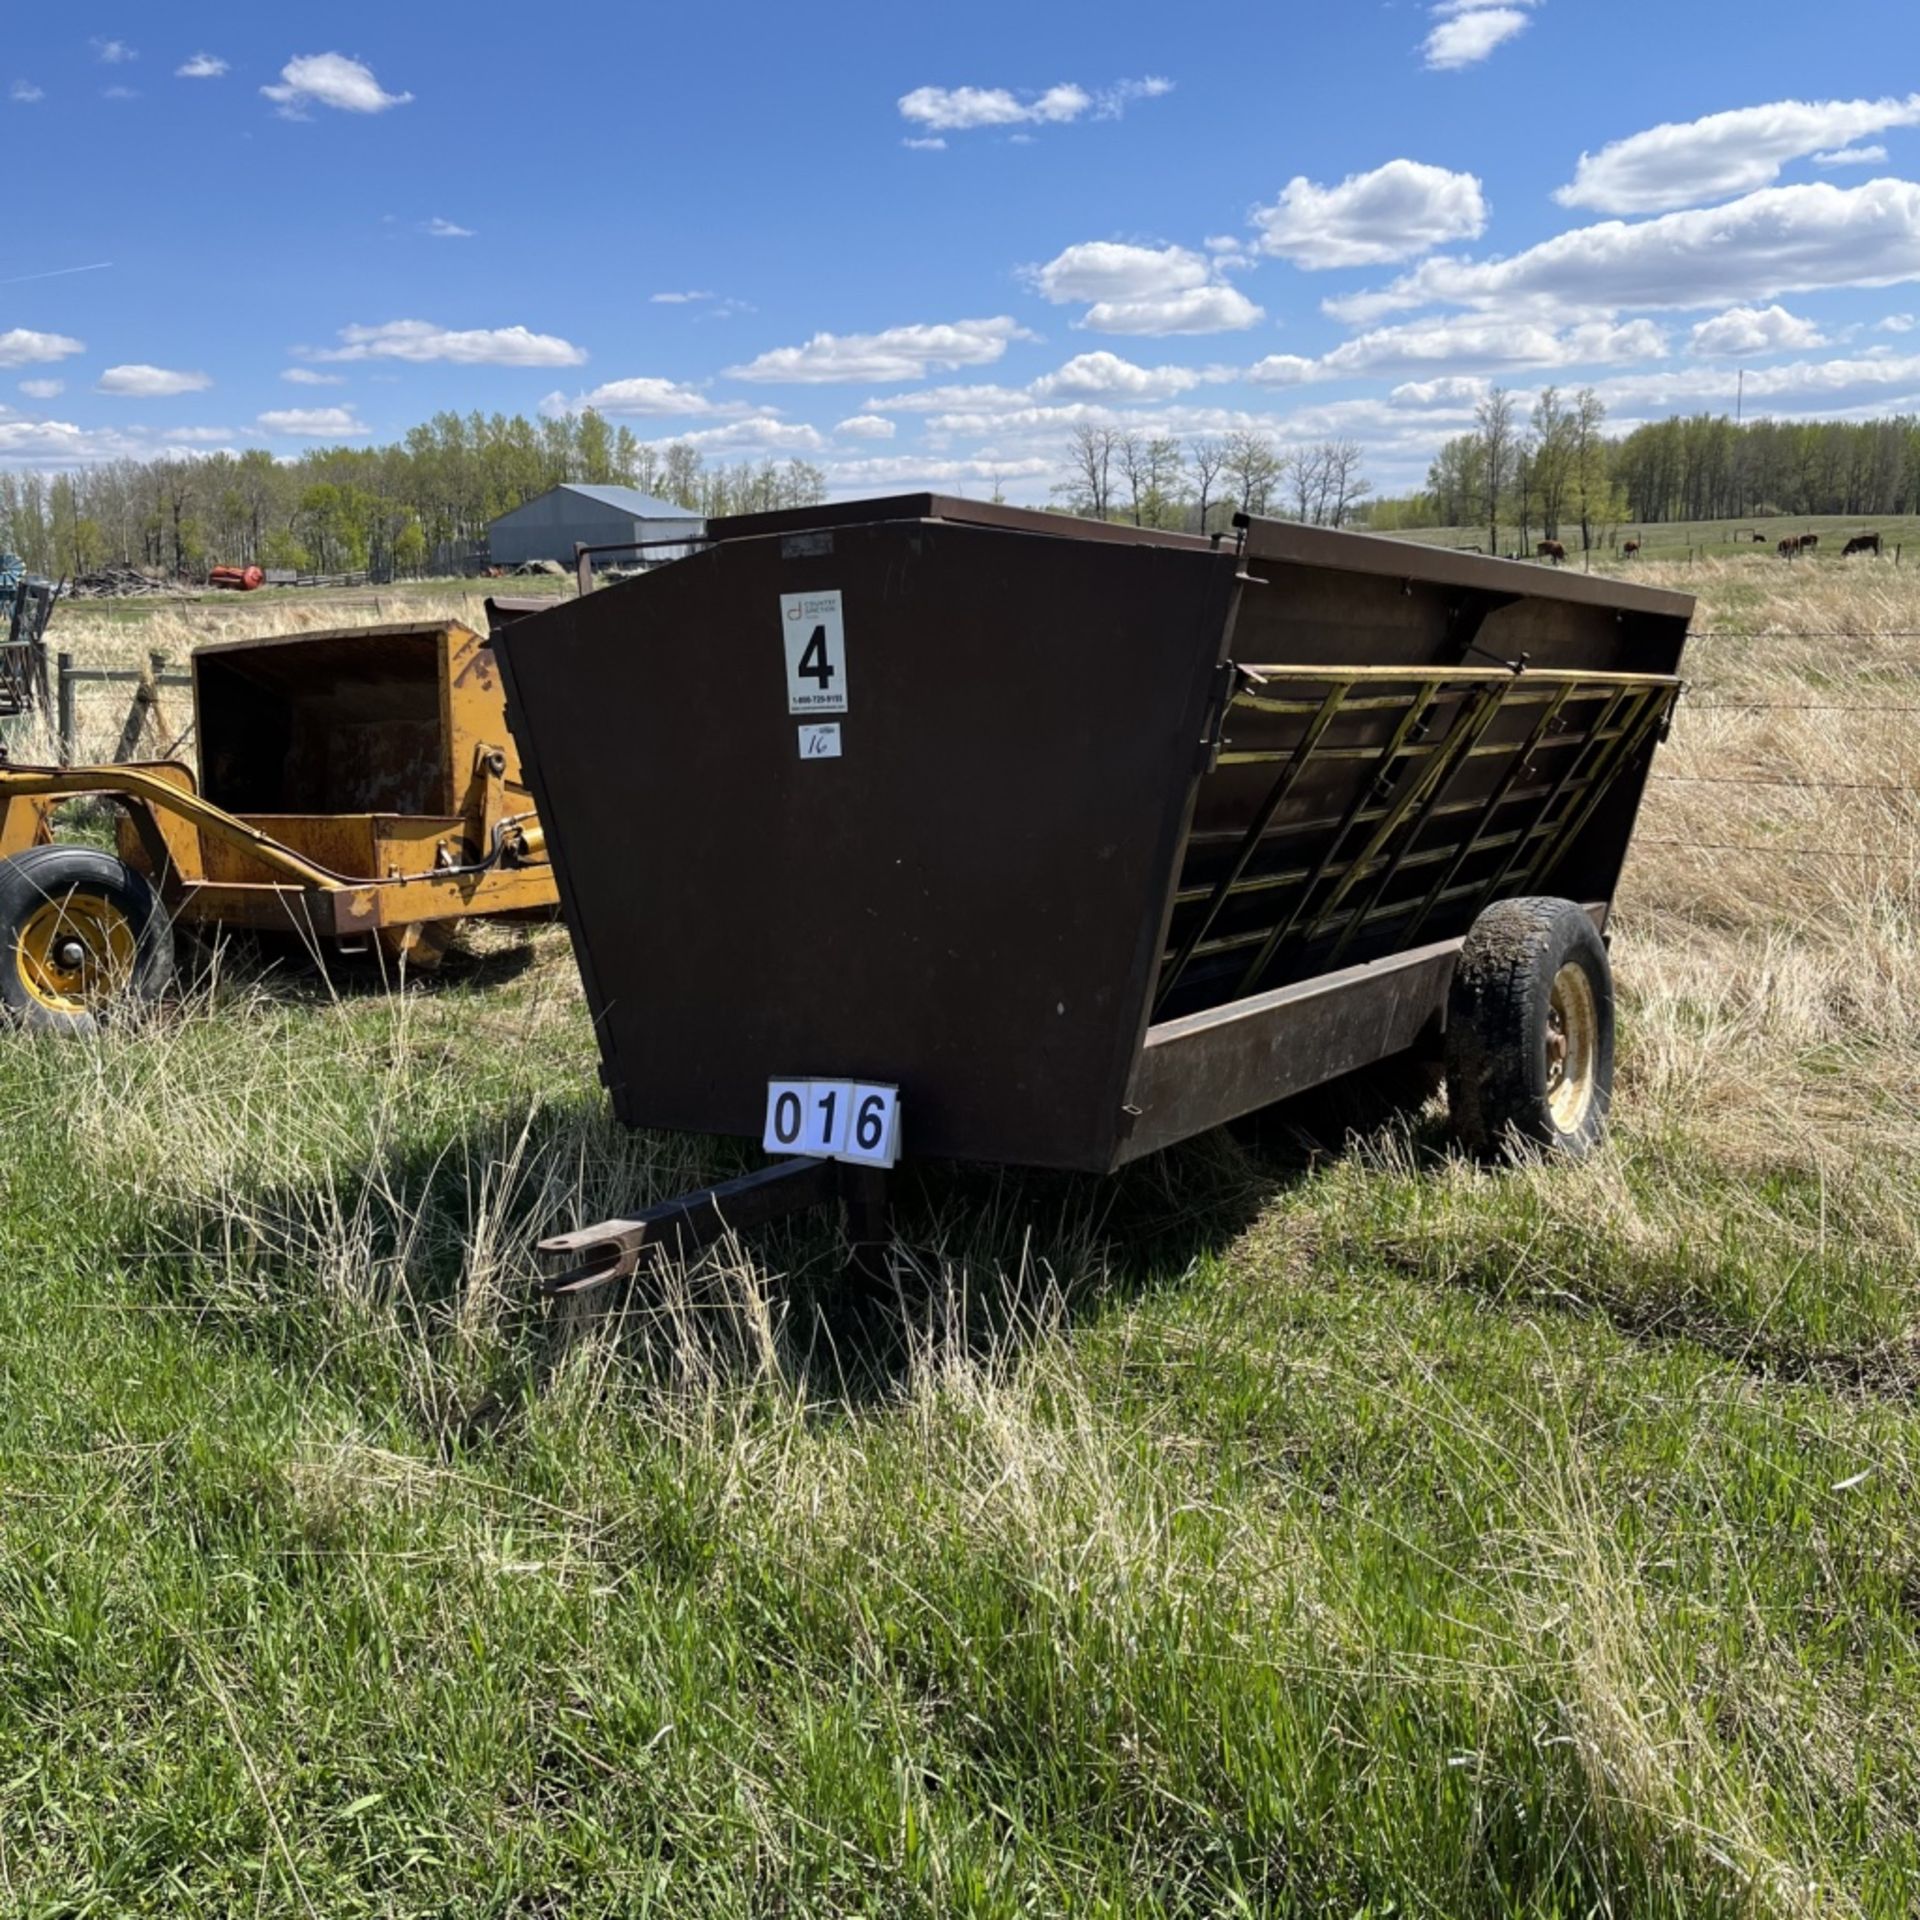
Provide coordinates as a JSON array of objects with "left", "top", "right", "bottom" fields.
[{"left": 0, "top": 618, "right": 558, "bottom": 1030}]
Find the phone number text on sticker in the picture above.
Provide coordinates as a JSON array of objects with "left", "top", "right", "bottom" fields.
[{"left": 781, "top": 590, "right": 848, "bottom": 715}]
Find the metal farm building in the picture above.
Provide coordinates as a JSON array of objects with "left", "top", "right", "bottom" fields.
[{"left": 486, "top": 484, "right": 704, "bottom": 571}]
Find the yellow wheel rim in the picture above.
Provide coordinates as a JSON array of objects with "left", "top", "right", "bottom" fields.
[
  {"left": 1545, "top": 962, "right": 1599, "bottom": 1134},
  {"left": 14, "top": 890, "right": 138, "bottom": 1017}
]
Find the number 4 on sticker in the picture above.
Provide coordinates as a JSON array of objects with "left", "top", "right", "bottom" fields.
[{"left": 797, "top": 625, "right": 834, "bottom": 690}]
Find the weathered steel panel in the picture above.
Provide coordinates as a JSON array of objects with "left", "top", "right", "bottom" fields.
[
  {"left": 499, "top": 497, "right": 1691, "bottom": 1174},
  {"left": 499, "top": 515, "right": 1239, "bottom": 1171}
]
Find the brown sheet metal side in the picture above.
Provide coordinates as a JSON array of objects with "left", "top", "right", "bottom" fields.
[
  {"left": 1122, "top": 935, "right": 1464, "bottom": 1160},
  {"left": 497, "top": 516, "right": 1240, "bottom": 1172}
]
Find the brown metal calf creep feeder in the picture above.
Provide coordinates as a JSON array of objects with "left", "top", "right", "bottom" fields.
[{"left": 496, "top": 497, "right": 1692, "bottom": 1292}]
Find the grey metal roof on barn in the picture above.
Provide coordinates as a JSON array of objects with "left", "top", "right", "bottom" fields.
[{"left": 547, "top": 483, "right": 695, "bottom": 518}]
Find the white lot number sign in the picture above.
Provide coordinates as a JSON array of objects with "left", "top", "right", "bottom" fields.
[
  {"left": 763, "top": 1078, "right": 902, "bottom": 1169},
  {"left": 781, "top": 590, "right": 848, "bottom": 715}
]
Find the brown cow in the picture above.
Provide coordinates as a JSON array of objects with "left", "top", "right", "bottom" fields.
[
  {"left": 1778, "top": 537, "right": 1803, "bottom": 558},
  {"left": 1800, "top": 533, "right": 1820, "bottom": 551},
  {"left": 1536, "top": 539, "right": 1566, "bottom": 563},
  {"left": 1844, "top": 533, "right": 1881, "bottom": 557},
  {"left": 1622, "top": 539, "right": 1641, "bottom": 559},
  {"left": 1751, "top": 531, "right": 1769, "bottom": 543}
]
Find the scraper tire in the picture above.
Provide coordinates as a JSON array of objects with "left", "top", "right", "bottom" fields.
[{"left": 0, "top": 843, "right": 174, "bottom": 1035}]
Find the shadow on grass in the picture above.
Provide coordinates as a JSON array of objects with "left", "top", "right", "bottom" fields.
[
  {"left": 179, "top": 921, "right": 548, "bottom": 1012},
  {"left": 118, "top": 1054, "right": 1447, "bottom": 1450}
]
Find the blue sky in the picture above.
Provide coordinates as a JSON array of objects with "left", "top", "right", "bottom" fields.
[{"left": 4, "top": 1, "right": 1919, "bottom": 499}]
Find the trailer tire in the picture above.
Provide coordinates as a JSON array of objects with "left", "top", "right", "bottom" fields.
[
  {"left": 0, "top": 843, "right": 174, "bottom": 1035},
  {"left": 1445, "top": 897, "right": 1612, "bottom": 1161}
]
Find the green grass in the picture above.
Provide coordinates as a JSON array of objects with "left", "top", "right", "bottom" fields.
[
  {"left": 0, "top": 934, "right": 1915, "bottom": 1917},
  {"left": 7, "top": 555, "right": 1920, "bottom": 1914}
]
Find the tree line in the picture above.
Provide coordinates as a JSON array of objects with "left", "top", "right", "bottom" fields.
[
  {"left": 1608, "top": 414, "right": 1920, "bottom": 525},
  {"left": 1054, "top": 425, "right": 1372, "bottom": 532},
  {"left": 1366, "top": 387, "right": 1625, "bottom": 554},
  {"left": 0, "top": 410, "right": 828, "bottom": 580},
  {"left": 1369, "top": 393, "right": 1920, "bottom": 545}
]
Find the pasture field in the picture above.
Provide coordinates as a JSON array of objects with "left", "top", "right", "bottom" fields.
[
  {"left": 3, "top": 559, "right": 1920, "bottom": 1915},
  {"left": 1391, "top": 512, "right": 1920, "bottom": 566}
]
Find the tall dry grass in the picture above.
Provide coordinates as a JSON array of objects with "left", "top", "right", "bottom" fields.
[{"left": 0, "top": 555, "right": 1916, "bottom": 1911}]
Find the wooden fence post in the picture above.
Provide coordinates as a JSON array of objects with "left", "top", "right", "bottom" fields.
[{"left": 56, "top": 650, "right": 74, "bottom": 766}]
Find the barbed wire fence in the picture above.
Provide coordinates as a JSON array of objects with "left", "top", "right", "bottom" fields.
[{"left": 1632, "top": 623, "right": 1920, "bottom": 870}]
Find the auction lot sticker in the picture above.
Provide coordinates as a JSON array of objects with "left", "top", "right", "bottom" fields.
[{"left": 781, "top": 590, "right": 848, "bottom": 715}]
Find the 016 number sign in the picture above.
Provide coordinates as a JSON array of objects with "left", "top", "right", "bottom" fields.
[{"left": 762, "top": 1078, "right": 901, "bottom": 1169}]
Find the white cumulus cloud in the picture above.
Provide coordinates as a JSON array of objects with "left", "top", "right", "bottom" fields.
[
  {"left": 899, "top": 83, "right": 1090, "bottom": 131},
  {"left": 1083, "top": 286, "right": 1262, "bottom": 335},
  {"left": 1245, "top": 356, "right": 1321, "bottom": 387},
  {"left": 725, "top": 317, "right": 1035, "bottom": 384},
  {"left": 1558, "top": 96, "right": 1920, "bottom": 214},
  {"left": 92, "top": 38, "right": 137, "bottom": 64},
  {"left": 281, "top": 367, "right": 344, "bottom": 385},
  {"left": 263, "top": 53, "right": 412, "bottom": 117},
  {"left": 1878, "top": 313, "right": 1916, "bottom": 333},
  {"left": 1688, "top": 304, "right": 1830, "bottom": 356},
  {"left": 97, "top": 364, "right": 212, "bottom": 397},
  {"left": 1252, "top": 160, "right": 1488, "bottom": 268},
  {"left": 1423, "top": 1, "right": 1539, "bottom": 70},
  {"left": 1389, "top": 375, "right": 1493, "bottom": 408},
  {"left": 1327, "top": 179, "right": 1920, "bottom": 321},
  {"left": 257, "top": 406, "right": 368, "bottom": 437},
  {"left": 547, "top": 376, "right": 739, "bottom": 417},
  {"left": 1030, "top": 351, "right": 1204, "bottom": 400},
  {"left": 1814, "top": 144, "right": 1888, "bottom": 168},
  {"left": 11, "top": 80, "right": 44, "bottom": 104},
  {"left": 834, "top": 414, "right": 897, "bottom": 439},
  {"left": 1027, "top": 241, "right": 1263, "bottom": 335},
  {"left": 176, "top": 53, "right": 228, "bottom": 79},
  {"left": 423, "top": 216, "right": 473, "bottom": 238},
  {"left": 305, "top": 320, "right": 586, "bottom": 367},
  {"left": 897, "top": 76, "right": 1170, "bottom": 135},
  {"left": 18, "top": 378, "right": 63, "bottom": 399},
  {"left": 1029, "top": 241, "right": 1210, "bottom": 304},
  {"left": 0, "top": 329, "right": 84, "bottom": 367},
  {"left": 641, "top": 417, "right": 826, "bottom": 454},
  {"left": 1321, "top": 315, "right": 1666, "bottom": 376},
  {"left": 1593, "top": 350, "right": 1920, "bottom": 419}
]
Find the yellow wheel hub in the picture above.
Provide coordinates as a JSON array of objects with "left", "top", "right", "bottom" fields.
[
  {"left": 15, "top": 891, "right": 138, "bottom": 1016},
  {"left": 1545, "top": 962, "right": 1599, "bottom": 1133}
]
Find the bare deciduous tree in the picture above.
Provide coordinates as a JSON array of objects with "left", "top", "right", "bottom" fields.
[
  {"left": 1286, "top": 440, "right": 1372, "bottom": 527},
  {"left": 1116, "top": 431, "right": 1148, "bottom": 527},
  {"left": 1054, "top": 424, "right": 1119, "bottom": 520},
  {"left": 1474, "top": 388, "right": 1518, "bottom": 555},
  {"left": 1187, "top": 437, "right": 1229, "bottom": 533},
  {"left": 1222, "top": 430, "right": 1284, "bottom": 518}
]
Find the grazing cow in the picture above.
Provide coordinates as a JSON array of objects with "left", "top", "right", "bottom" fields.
[
  {"left": 1536, "top": 539, "right": 1566, "bottom": 563},
  {"left": 1622, "top": 539, "right": 1641, "bottom": 559},
  {"left": 1778, "top": 537, "right": 1803, "bottom": 558},
  {"left": 1801, "top": 533, "right": 1820, "bottom": 551},
  {"left": 1752, "top": 531, "right": 1770, "bottom": 543},
  {"left": 1844, "top": 533, "right": 1882, "bottom": 558}
]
